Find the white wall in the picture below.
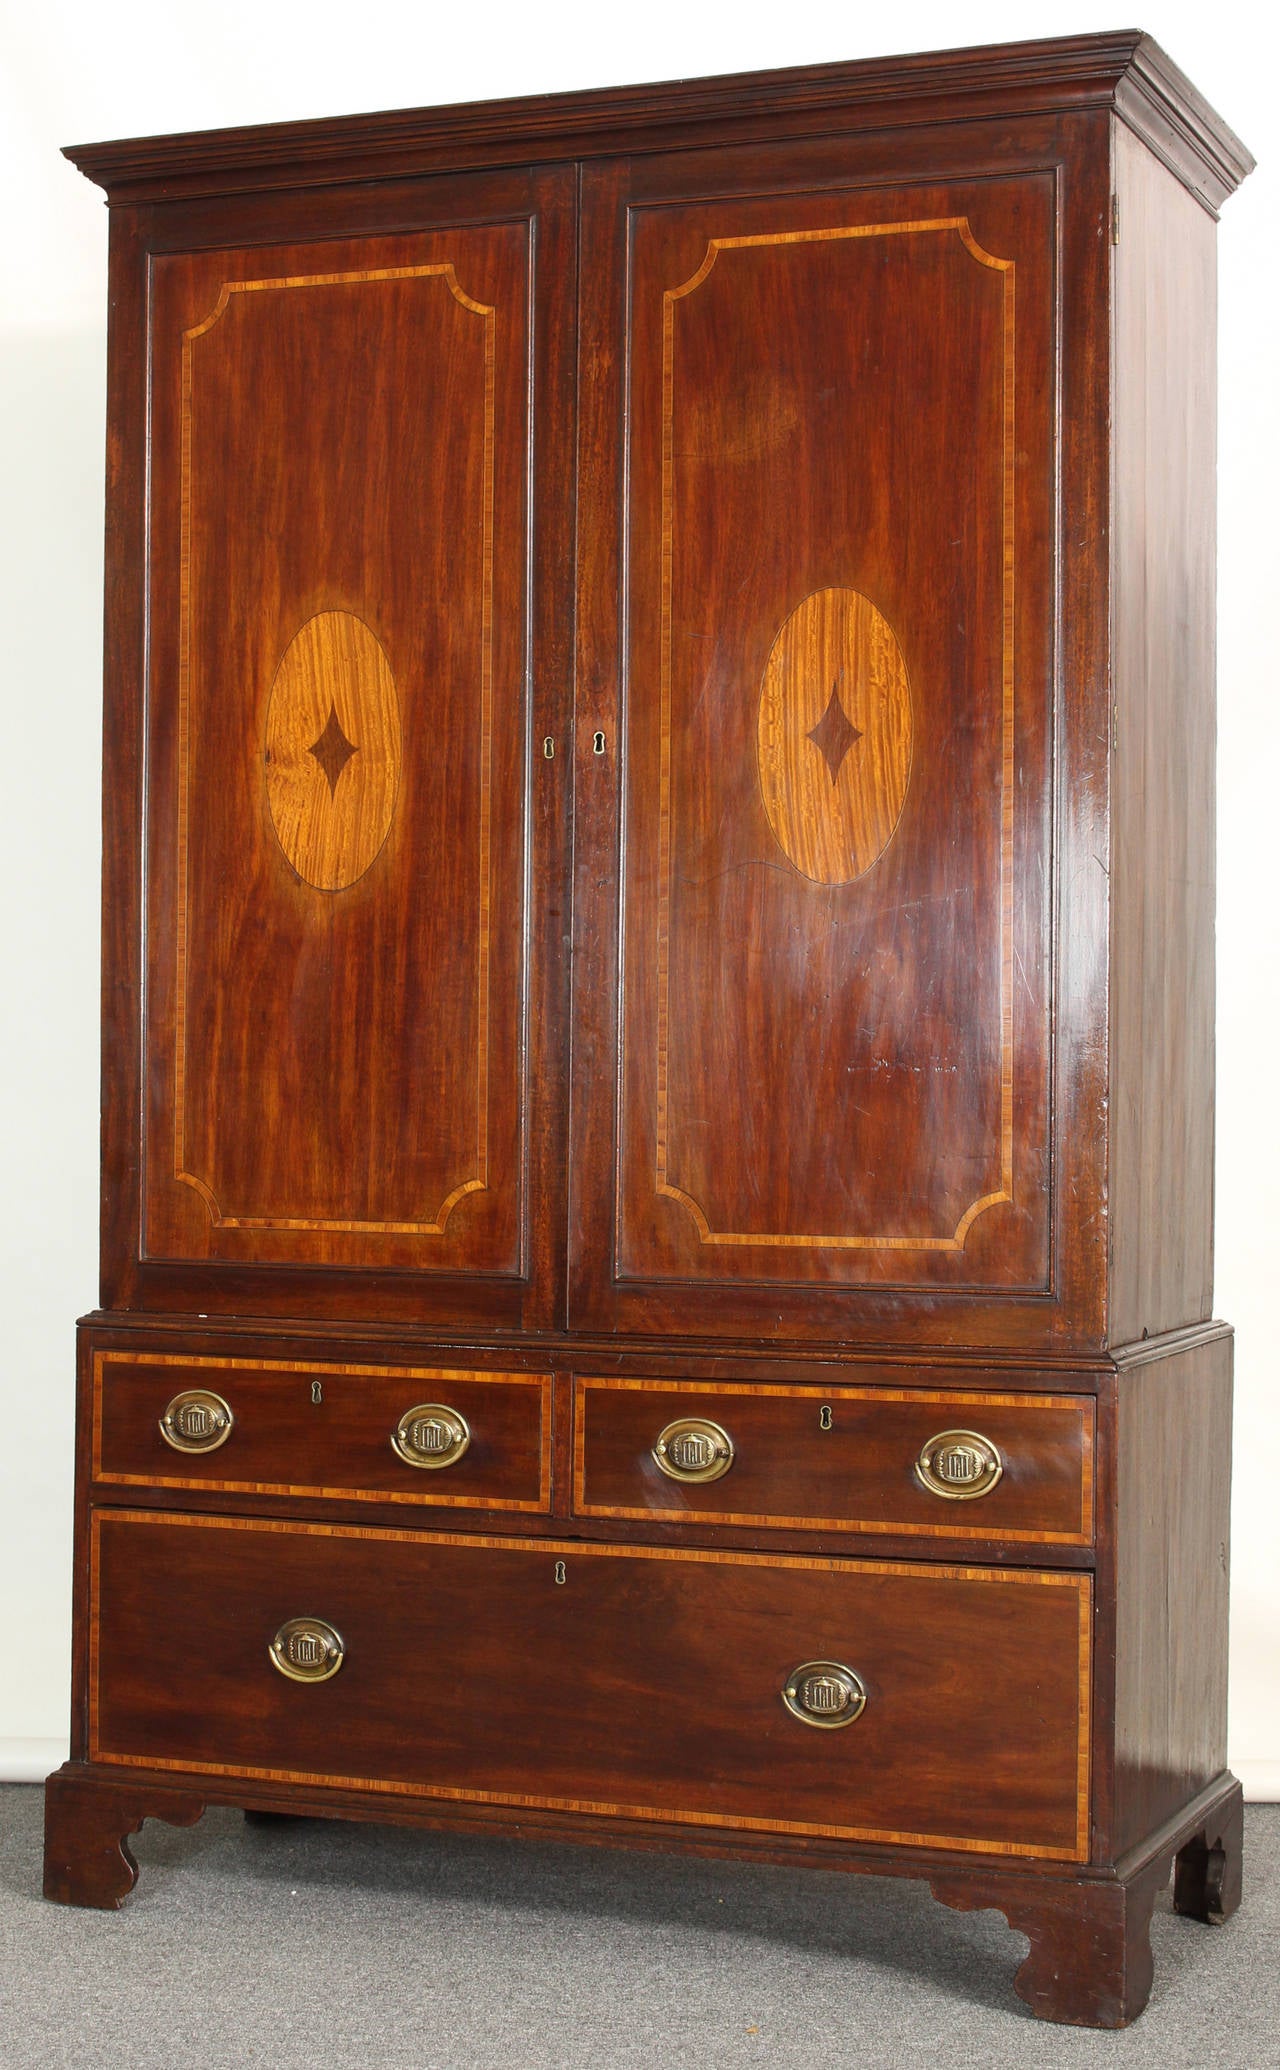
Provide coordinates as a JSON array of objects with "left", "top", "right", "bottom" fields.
[{"left": 1, "top": 0, "right": 1276, "bottom": 1791}]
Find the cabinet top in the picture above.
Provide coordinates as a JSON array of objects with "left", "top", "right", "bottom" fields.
[{"left": 66, "top": 29, "right": 1251, "bottom": 215}]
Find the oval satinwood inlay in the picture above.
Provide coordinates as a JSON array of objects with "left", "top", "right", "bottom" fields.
[
  {"left": 756, "top": 588, "right": 913, "bottom": 884},
  {"left": 265, "top": 611, "right": 401, "bottom": 891}
]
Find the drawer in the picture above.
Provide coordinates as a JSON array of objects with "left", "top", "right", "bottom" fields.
[
  {"left": 574, "top": 1377, "right": 1094, "bottom": 1545},
  {"left": 91, "top": 1353, "right": 551, "bottom": 1512},
  {"left": 89, "top": 1510, "right": 1091, "bottom": 1861}
]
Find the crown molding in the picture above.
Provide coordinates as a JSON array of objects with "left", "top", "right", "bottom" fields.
[{"left": 64, "top": 30, "right": 1253, "bottom": 214}]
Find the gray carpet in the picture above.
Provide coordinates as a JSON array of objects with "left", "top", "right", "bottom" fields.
[{"left": 0, "top": 1786, "right": 1274, "bottom": 2068}]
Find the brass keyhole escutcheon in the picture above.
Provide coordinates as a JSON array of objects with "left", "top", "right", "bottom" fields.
[
  {"left": 391, "top": 1403, "right": 471, "bottom": 1470},
  {"left": 159, "top": 1389, "right": 234, "bottom": 1454},
  {"left": 782, "top": 1661, "right": 867, "bottom": 1729},
  {"left": 592, "top": 730, "right": 606, "bottom": 755},
  {"left": 269, "top": 1617, "right": 345, "bottom": 1684},
  {"left": 915, "top": 1430, "right": 1003, "bottom": 1501},
  {"left": 543, "top": 736, "right": 555, "bottom": 759},
  {"left": 554, "top": 1560, "right": 567, "bottom": 1586},
  {"left": 652, "top": 1417, "right": 735, "bottom": 1484},
  {"left": 819, "top": 1404, "right": 833, "bottom": 1431},
  {"left": 310, "top": 1380, "right": 323, "bottom": 1405}
]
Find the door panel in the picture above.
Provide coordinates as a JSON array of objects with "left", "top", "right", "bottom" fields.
[
  {"left": 572, "top": 151, "right": 1060, "bottom": 1335},
  {"left": 131, "top": 171, "right": 574, "bottom": 1320}
]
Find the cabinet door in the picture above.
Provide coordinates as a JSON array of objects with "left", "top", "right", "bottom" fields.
[
  {"left": 572, "top": 136, "right": 1103, "bottom": 1346},
  {"left": 109, "top": 168, "right": 574, "bottom": 1327}
]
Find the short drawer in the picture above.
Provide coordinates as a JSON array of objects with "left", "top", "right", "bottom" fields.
[
  {"left": 574, "top": 1377, "right": 1094, "bottom": 1545},
  {"left": 91, "top": 1353, "right": 551, "bottom": 1512},
  {"left": 89, "top": 1511, "right": 1090, "bottom": 1861}
]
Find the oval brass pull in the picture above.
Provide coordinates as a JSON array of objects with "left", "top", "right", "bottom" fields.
[
  {"left": 915, "top": 1429, "right": 1003, "bottom": 1500},
  {"left": 391, "top": 1403, "right": 471, "bottom": 1470},
  {"left": 269, "top": 1617, "right": 344, "bottom": 1683},
  {"left": 782, "top": 1660, "right": 867, "bottom": 1729},
  {"left": 159, "top": 1389, "right": 234, "bottom": 1454},
  {"left": 652, "top": 1416, "right": 734, "bottom": 1484}
]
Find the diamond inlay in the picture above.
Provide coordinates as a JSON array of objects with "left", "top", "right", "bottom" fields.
[
  {"left": 307, "top": 702, "right": 358, "bottom": 795},
  {"left": 806, "top": 680, "right": 862, "bottom": 784}
]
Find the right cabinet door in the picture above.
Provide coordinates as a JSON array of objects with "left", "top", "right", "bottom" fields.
[{"left": 572, "top": 138, "right": 1083, "bottom": 1345}]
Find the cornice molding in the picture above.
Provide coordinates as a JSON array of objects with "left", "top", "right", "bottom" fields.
[{"left": 64, "top": 31, "right": 1252, "bottom": 214}]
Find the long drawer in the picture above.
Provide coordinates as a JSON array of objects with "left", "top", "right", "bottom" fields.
[
  {"left": 574, "top": 1376, "right": 1094, "bottom": 1545},
  {"left": 90, "top": 1352, "right": 551, "bottom": 1512},
  {"left": 89, "top": 1510, "right": 1091, "bottom": 1861}
]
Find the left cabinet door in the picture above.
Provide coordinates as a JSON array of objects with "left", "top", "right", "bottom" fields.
[{"left": 104, "top": 168, "right": 576, "bottom": 1328}]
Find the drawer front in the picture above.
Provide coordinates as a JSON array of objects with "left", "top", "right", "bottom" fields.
[
  {"left": 574, "top": 1378, "right": 1094, "bottom": 1544},
  {"left": 91, "top": 1353, "right": 551, "bottom": 1512},
  {"left": 90, "top": 1511, "right": 1091, "bottom": 1860}
]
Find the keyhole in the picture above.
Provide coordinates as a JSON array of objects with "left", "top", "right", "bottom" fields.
[
  {"left": 554, "top": 1560, "right": 567, "bottom": 1586},
  {"left": 542, "top": 736, "right": 555, "bottom": 759},
  {"left": 311, "top": 1381, "right": 323, "bottom": 1406},
  {"left": 819, "top": 1404, "right": 833, "bottom": 1431},
  {"left": 592, "top": 731, "right": 606, "bottom": 755}
]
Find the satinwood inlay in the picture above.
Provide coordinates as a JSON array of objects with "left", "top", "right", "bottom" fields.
[
  {"left": 264, "top": 611, "right": 400, "bottom": 892},
  {"left": 757, "top": 588, "right": 912, "bottom": 884}
]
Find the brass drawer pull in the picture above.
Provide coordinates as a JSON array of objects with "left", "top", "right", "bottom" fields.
[
  {"left": 269, "top": 1617, "right": 344, "bottom": 1684},
  {"left": 159, "top": 1389, "right": 234, "bottom": 1454},
  {"left": 782, "top": 1660, "right": 867, "bottom": 1729},
  {"left": 391, "top": 1402, "right": 471, "bottom": 1470},
  {"left": 652, "top": 1416, "right": 734, "bottom": 1484},
  {"left": 915, "top": 1429, "right": 1003, "bottom": 1500}
]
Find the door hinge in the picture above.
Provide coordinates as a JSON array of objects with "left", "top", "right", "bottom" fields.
[{"left": 1111, "top": 194, "right": 1120, "bottom": 245}]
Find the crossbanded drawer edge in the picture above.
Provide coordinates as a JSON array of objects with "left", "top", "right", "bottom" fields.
[
  {"left": 572, "top": 1375, "right": 1095, "bottom": 1544},
  {"left": 86, "top": 1508, "right": 1093, "bottom": 1863},
  {"left": 90, "top": 1351, "right": 553, "bottom": 1511}
]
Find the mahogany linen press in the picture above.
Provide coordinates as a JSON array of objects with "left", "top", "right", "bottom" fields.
[{"left": 45, "top": 30, "right": 1253, "bottom": 2028}]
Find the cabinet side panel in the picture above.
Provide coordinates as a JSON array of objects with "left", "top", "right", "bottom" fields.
[
  {"left": 1109, "top": 124, "right": 1217, "bottom": 1345},
  {"left": 1113, "top": 1333, "right": 1231, "bottom": 1856}
]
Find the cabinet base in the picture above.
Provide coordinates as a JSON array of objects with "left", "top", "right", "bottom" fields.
[
  {"left": 42, "top": 1766, "right": 204, "bottom": 1910},
  {"left": 42, "top": 1762, "right": 1241, "bottom": 2025},
  {"left": 931, "top": 1776, "right": 1242, "bottom": 2027}
]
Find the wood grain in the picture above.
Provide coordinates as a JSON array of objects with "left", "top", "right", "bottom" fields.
[
  {"left": 1108, "top": 121, "right": 1218, "bottom": 1347},
  {"left": 568, "top": 114, "right": 1113, "bottom": 1351},
  {"left": 94, "top": 162, "right": 577, "bottom": 1328},
  {"left": 931, "top": 1853, "right": 1168, "bottom": 2029},
  {"left": 88, "top": 1510, "right": 1092, "bottom": 1860},
  {"left": 63, "top": 34, "right": 1253, "bottom": 216},
  {"left": 755, "top": 587, "right": 913, "bottom": 883},
  {"left": 607, "top": 176, "right": 1045, "bottom": 1289},
  {"left": 167, "top": 253, "right": 500, "bottom": 1244},
  {"left": 91, "top": 1352, "right": 553, "bottom": 1512},
  {"left": 263, "top": 610, "right": 401, "bottom": 892},
  {"left": 1110, "top": 1333, "right": 1231, "bottom": 1856},
  {"left": 573, "top": 1375, "right": 1094, "bottom": 1544},
  {"left": 58, "top": 36, "right": 1253, "bottom": 2030},
  {"left": 43, "top": 1766, "right": 204, "bottom": 1910}
]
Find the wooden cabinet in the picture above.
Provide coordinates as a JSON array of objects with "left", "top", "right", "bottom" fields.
[{"left": 47, "top": 32, "right": 1252, "bottom": 2029}]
